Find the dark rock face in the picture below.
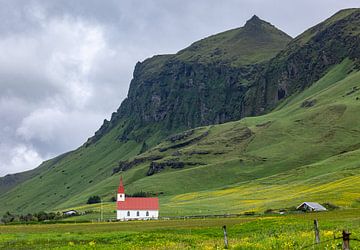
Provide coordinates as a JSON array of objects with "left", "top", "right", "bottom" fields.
[
  {"left": 146, "top": 159, "right": 204, "bottom": 176},
  {"left": 112, "top": 155, "right": 163, "bottom": 175},
  {"left": 301, "top": 99, "right": 317, "bottom": 108},
  {"left": 249, "top": 10, "right": 360, "bottom": 113},
  {"left": 87, "top": 9, "right": 360, "bottom": 147},
  {"left": 84, "top": 16, "right": 291, "bottom": 145},
  {"left": 147, "top": 160, "right": 185, "bottom": 176},
  {"left": 123, "top": 60, "right": 263, "bottom": 129},
  {"left": 167, "top": 130, "right": 194, "bottom": 143},
  {"left": 159, "top": 131, "right": 209, "bottom": 152}
]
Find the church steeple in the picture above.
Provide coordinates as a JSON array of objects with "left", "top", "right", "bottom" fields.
[{"left": 117, "top": 176, "right": 125, "bottom": 201}]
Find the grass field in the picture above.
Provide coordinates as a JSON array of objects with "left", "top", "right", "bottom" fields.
[
  {"left": 2, "top": 58, "right": 359, "bottom": 218},
  {"left": 57, "top": 58, "right": 360, "bottom": 219},
  {"left": 1, "top": 209, "right": 359, "bottom": 249}
]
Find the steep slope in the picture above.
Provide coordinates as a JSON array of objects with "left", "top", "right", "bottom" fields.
[
  {"left": 88, "top": 15, "right": 291, "bottom": 144},
  {"left": 0, "top": 152, "right": 71, "bottom": 194},
  {"left": 63, "top": 57, "right": 360, "bottom": 218},
  {"left": 1, "top": 9, "right": 360, "bottom": 216},
  {"left": 247, "top": 8, "right": 360, "bottom": 114},
  {"left": 176, "top": 15, "right": 291, "bottom": 66},
  {"left": 0, "top": 16, "right": 291, "bottom": 214}
]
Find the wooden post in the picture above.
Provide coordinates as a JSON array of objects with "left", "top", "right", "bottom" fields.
[
  {"left": 342, "top": 230, "right": 351, "bottom": 250},
  {"left": 314, "top": 219, "right": 320, "bottom": 244},
  {"left": 100, "top": 198, "right": 103, "bottom": 222},
  {"left": 223, "top": 225, "right": 229, "bottom": 249}
]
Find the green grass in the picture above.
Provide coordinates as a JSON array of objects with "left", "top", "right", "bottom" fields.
[
  {"left": 293, "top": 8, "right": 359, "bottom": 46},
  {"left": 176, "top": 16, "right": 291, "bottom": 66},
  {"left": 52, "top": 58, "right": 360, "bottom": 219},
  {"left": 1, "top": 58, "right": 360, "bottom": 217},
  {"left": 0, "top": 210, "right": 359, "bottom": 249}
]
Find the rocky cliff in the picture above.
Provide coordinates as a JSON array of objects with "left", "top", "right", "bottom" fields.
[
  {"left": 248, "top": 9, "right": 360, "bottom": 113},
  {"left": 87, "top": 16, "right": 292, "bottom": 144}
]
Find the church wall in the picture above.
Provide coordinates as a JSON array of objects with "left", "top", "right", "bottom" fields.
[{"left": 117, "top": 210, "right": 159, "bottom": 221}]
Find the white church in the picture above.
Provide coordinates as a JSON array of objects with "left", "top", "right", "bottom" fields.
[{"left": 116, "top": 176, "right": 159, "bottom": 221}]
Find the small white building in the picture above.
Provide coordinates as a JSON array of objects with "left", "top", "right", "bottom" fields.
[
  {"left": 62, "top": 210, "right": 77, "bottom": 216},
  {"left": 297, "top": 202, "right": 327, "bottom": 212},
  {"left": 116, "top": 177, "right": 159, "bottom": 221}
]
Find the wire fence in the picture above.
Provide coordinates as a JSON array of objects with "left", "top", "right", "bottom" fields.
[
  {"left": 301, "top": 237, "right": 342, "bottom": 249},
  {"left": 220, "top": 219, "right": 359, "bottom": 250}
]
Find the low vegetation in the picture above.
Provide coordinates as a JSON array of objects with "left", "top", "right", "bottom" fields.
[
  {"left": 0, "top": 211, "right": 72, "bottom": 224},
  {"left": 87, "top": 195, "right": 101, "bottom": 204},
  {"left": 0, "top": 210, "right": 359, "bottom": 249}
]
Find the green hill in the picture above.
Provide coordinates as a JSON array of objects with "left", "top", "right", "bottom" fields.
[
  {"left": 60, "top": 57, "right": 360, "bottom": 218},
  {"left": 0, "top": 9, "right": 360, "bottom": 217}
]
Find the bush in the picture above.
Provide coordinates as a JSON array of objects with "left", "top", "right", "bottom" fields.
[
  {"left": 1, "top": 211, "right": 62, "bottom": 224},
  {"left": 322, "top": 202, "right": 339, "bottom": 210},
  {"left": 131, "top": 191, "right": 152, "bottom": 197},
  {"left": 87, "top": 195, "right": 101, "bottom": 204},
  {"left": 264, "top": 209, "right": 275, "bottom": 214}
]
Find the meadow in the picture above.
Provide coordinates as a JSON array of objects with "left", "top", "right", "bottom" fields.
[
  {"left": 1, "top": 58, "right": 360, "bottom": 219},
  {"left": 53, "top": 59, "right": 360, "bottom": 220},
  {"left": 0, "top": 209, "right": 359, "bottom": 249}
]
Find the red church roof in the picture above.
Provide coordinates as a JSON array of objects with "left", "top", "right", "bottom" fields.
[
  {"left": 117, "top": 197, "right": 159, "bottom": 210},
  {"left": 118, "top": 176, "right": 124, "bottom": 193}
]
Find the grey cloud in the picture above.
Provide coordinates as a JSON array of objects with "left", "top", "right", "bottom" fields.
[{"left": 1, "top": 0, "right": 359, "bottom": 176}]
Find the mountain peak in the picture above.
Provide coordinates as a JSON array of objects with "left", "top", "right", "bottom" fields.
[
  {"left": 244, "top": 15, "right": 267, "bottom": 29},
  {"left": 249, "top": 15, "right": 261, "bottom": 22}
]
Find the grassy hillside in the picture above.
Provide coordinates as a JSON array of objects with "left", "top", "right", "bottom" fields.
[
  {"left": 52, "top": 58, "right": 359, "bottom": 219},
  {"left": 176, "top": 15, "right": 292, "bottom": 66},
  {"left": 1, "top": 9, "right": 360, "bottom": 216},
  {"left": 0, "top": 15, "right": 293, "bottom": 214}
]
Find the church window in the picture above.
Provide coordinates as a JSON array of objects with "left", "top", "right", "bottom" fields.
[
  {"left": 137, "top": 211, "right": 140, "bottom": 216},
  {"left": 127, "top": 211, "right": 130, "bottom": 216},
  {"left": 146, "top": 211, "right": 149, "bottom": 216}
]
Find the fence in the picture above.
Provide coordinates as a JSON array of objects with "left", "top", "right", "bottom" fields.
[{"left": 221, "top": 219, "right": 360, "bottom": 250}]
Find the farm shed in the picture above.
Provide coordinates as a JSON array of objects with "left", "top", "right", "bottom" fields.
[
  {"left": 297, "top": 202, "right": 327, "bottom": 212},
  {"left": 62, "top": 210, "right": 78, "bottom": 216}
]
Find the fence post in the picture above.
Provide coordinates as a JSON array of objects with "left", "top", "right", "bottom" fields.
[
  {"left": 223, "top": 225, "right": 229, "bottom": 249},
  {"left": 314, "top": 219, "right": 320, "bottom": 244},
  {"left": 342, "top": 230, "right": 351, "bottom": 250}
]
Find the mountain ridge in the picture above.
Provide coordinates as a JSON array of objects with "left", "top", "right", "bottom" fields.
[
  {"left": 85, "top": 15, "right": 292, "bottom": 146},
  {"left": 1, "top": 9, "right": 359, "bottom": 216}
]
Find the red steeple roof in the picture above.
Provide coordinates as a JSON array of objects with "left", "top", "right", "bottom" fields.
[{"left": 118, "top": 176, "right": 124, "bottom": 193}]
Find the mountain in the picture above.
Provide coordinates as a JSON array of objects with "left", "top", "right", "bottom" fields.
[
  {"left": 0, "top": 9, "right": 359, "bottom": 216},
  {"left": 87, "top": 15, "right": 291, "bottom": 145}
]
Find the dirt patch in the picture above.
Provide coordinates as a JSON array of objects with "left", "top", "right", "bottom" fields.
[
  {"left": 147, "top": 159, "right": 205, "bottom": 176},
  {"left": 301, "top": 99, "right": 317, "bottom": 108},
  {"left": 167, "top": 130, "right": 194, "bottom": 143},
  {"left": 159, "top": 131, "right": 209, "bottom": 152},
  {"left": 255, "top": 121, "right": 272, "bottom": 128},
  {"left": 344, "top": 86, "right": 360, "bottom": 96},
  {"left": 112, "top": 155, "right": 163, "bottom": 175}
]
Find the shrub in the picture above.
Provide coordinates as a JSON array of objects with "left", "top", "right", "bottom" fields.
[
  {"left": 264, "top": 209, "right": 275, "bottom": 214},
  {"left": 322, "top": 202, "right": 339, "bottom": 210},
  {"left": 87, "top": 195, "right": 101, "bottom": 204},
  {"left": 131, "top": 191, "right": 152, "bottom": 197}
]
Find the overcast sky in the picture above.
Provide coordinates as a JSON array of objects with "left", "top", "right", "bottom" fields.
[{"left": 0, "top": 0, "right": 359, "bottom": 177}]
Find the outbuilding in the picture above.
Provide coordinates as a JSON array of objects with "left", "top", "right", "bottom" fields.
[
  {"left": 297, "top": 202, "right": 327, "bottom": 212},
  {"left": 62, "top": 210, "right": 78, "bottom": 216}
]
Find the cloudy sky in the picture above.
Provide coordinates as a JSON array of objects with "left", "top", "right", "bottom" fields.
[{"left": 0, "top": 0, "right": 359, "bottom": 177}]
